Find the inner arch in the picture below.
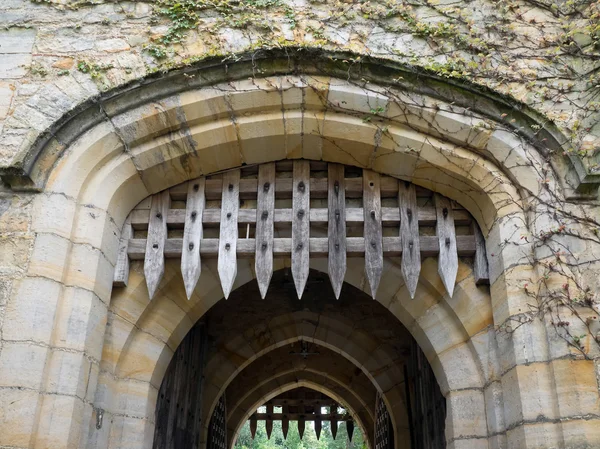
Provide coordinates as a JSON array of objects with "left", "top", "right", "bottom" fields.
[{"left": 152, "top": 269, "right": 447, "bottom": 449}]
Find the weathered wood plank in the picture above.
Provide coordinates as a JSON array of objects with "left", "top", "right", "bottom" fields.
[
  {"left": 144, "top": 190, "right": 170, "bottom": 299},
  {"left": 265, "top": 403, "right": 273, "bottom": 440},
  {"left": 346, "top": 420, "right": 355, "bottom": 442},
  {"left": 328, "top": 163, "right": 346, "bottom": 299},
  {"left": 255, "top": 163, "right": 275, "bottom": 299},
  {"left": 250, "top": 413, "right": 257, "bottom": 439},
  {"left": 292, "top": 160, "right": 310, "bottom": 299},
  {"left": 315, "top": 409, "right": 322, "bottom": 440},
  {"left": 181, "top": 178, "right": 206, "bottom": 299},
  {"left": 129, "top": 206, "right": 472, "bottom": 229},
  {"left": 363, "top": 170, "right": 383, "bottom": 298},
  {"left": 218, "top": 170, "right": 240, "bottom": 299},
  {"left": 331, "top": 404, "right": 338, "bottom": 440},
  {"left": 169, "top": 176, "right": 432, "bottom": 201},
  {"left": 298, "top": 415, "right": 305, "bottom": 440},
  {"left": 282, "top": 404, "right": 289, "bottom": 440},
  {"left": 128, "top": 235, "right": 478, "bottom": 259},
  {"left": 113, "top": 217, "right": 132, "bottom": 287},
  {"left": 435, "top": 194, "right": 458, "bottom": 296},
  {"left": 473, "top": 222, "right": 489, "bottom": 285},
  {"left": 398, "top": 181, "right": 421, "bottom": 299},
  {"left": 253, "top": 413, "right": 348, "bottom": 421}
]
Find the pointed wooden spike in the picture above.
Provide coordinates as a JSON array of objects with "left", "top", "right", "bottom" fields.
[
  {"left": 346, "top": 420, "right": 354, "bottom": 442},
  {"left": 315, "top": 416, "right": 322, "bottom": 440},
  {"left": 265, "top": 403, "right": 273, "bottom": 439},
  {"left": 250, "top": 413, "right": 257, "bottom": 439},
  {"left": 330, "top": 404, "right": 338, "bottom": 440},
  {"left": 298, "top": 415, "right": 305, "bottom": 440},
  {"left": 255, "top": 163, "right": 276, "bottom": 299},
  {"left": 218, "top": 170, "right": 240, "bottom": 299},
  {"left": 363, "top": 170, "right": 383, "bottom": 298},
  {"left": 144, "top": 191, "right": 170, "bottom": 299},
  {"left": 435, "top": 194, "right": 458, "bottom": 296},
  {"left": 181, "top": 178, "right": 205, "bottom": 299},
  {"left": 473, "top": 222, "right": 490, "bottom": 285},
  {"left": 398, "top": 181, "right": 421, "bottom": 299},
  {"left": 328, "top": 163, "right": 346, "bottom": 299},
  {"left": 292, "top": 160, "right": 310, "bottom": 299},
  {"left": 114, "top": 217, "right": 132, "bottom": 287},
  {"left": 282, "top": 404, "right": 289, "bottom": 440}
]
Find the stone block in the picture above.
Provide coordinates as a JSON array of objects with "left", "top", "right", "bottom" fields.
[
  {"left": 501, "top": 362, "right": 557, "bottom": 427},
  {"left": 0, "top": 53, "right": 31, "bottom": 78},
  {"left": 31, "top": 192, "right": 77, "bottom": 239},
  {"left": 27, "top": 232, "right": 69, "bottom": 281},
  {"left": 506, "top": 422, "right": 562, "bottom": 449},
  {"left": 496, "top": 315, "right": 550, "bottom": 373},
  {"left": 0, "top": 234, "right": 32, "bottom": 275},
  {"left": 433, "top": 342, "right": 484, "bottom": 393},
  {"left": 445, "top": 389, "right": 488, "bottom": 441},
  {"left": 0, "top": 193, "right": 33, "bottom": 233},
  {"left": 117, "top": 330, "right": 169, "bottom": 383},
  {"left": 327, "top": 80, "right": 388, "bottom": 115},
  {"left": 3, "top": 276, "right": 61, "bottom": 344},
  {"left": 237, "top": 112, "right": 287, "bottom": 164},
  {"left": 64, "top": 242, "right": 114, "bottom": 304},
  {"left": 552, "top": 359, "right": 600, "bottom": 418},
  {"left": 115, "top": 378, "right": 158, "bottom": 419},
  {"left": 35, "top": 393, "right": 85, "bottom": 449},
  {"left": 45, "top": 349, "right": 91, "bottom": 398},
  {"left": 0, "top": 341, "right": 48, "bottom": 389},
  {"left": 561, "top": 419, "right": 600, "bottom": 448},
  {"left": 0, "top": 28, "right": 36, "bottom": 54},
  {"left": 0, "top": 387, "right": 39, "bottom": 447},
  {"left": 447, "top": 439, "right": 489, "bottom": 449},
  {"left": 53, "top": 286, "right": 108, "bottom": 361}
]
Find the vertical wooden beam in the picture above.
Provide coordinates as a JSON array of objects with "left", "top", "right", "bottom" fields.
[
  {"left": 328, "top": 163, "right": 346, "bottom": 299},
  {"left": 435, "top": 194, "right": 458, "bottom": 296},
  {"left": 330, "top": 403, "right": 338, "bottom": 440},
  {"left": 315, "top": 403, "right": 322, "bottom": 440},
  {"left": 144, "top": 190, "right": 170, "bottom": 299},
  {"left": 255, "top": 163, "right": 276, "bottom": 299},
  {"left": 398, "top": 181, "right": 420, "bottom": 299},
  {"left": 346, "top": 420, "right": 355, "bottom": 442},
  {"left": 473, "top": 222, "right": 489, "bottom": 285},
  {"left": 298, "top": 391, "right": 305, "bottom": 439},
  {"left": 218, "top": 170, "right": 240, "bottom": 299},
  {"left": 282, "top": 403, "right": 289, "bottom": 440},
  {"left": 250, "top": 413, "right": 257, "bottom": 440},
  {"left": 292, "top": 160, "right": 310, "bottom": 299},
  {"left": 363, "top": 170, "right": 383, "bottom": 298},
  {"left": 265, "top": 403, "right": 273, "bottom": 440},
  {"left": 181, "top": 178, "right": 205, "bottom": 299},
  {"left": 298, "top": 415, "right": 305, "bottom": 440},
  {"left": 113, "top": 217, "right": 132, "bottom": 287}
]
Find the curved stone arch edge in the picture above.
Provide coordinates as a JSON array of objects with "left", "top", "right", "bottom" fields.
[{"left": 0, "top": 48, "right": 595, "bottom": 198}]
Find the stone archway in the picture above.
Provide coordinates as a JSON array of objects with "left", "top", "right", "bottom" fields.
[
  {"left": 152, "top": 268, "right": 447, "bottom": 449},
  {"left": 2, "top": 55, "right": 598, "bottom": 449}
]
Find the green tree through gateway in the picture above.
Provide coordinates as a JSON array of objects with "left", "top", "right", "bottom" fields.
[{"left": 234, "top": 420, "right": 367, "bottom": 449}]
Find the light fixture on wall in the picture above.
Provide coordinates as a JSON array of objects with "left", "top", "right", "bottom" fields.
[{"left": 289, "top": 340, "right": 320, "bottom": 359}]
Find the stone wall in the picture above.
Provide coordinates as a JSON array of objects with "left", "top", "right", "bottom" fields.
[{"left": 0, "top": 1, "right": 599, "bottom": 448}]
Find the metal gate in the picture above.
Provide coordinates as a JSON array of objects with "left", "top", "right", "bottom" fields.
[{"left": 405, "top": 339, "right": 446, "bottom": 449}]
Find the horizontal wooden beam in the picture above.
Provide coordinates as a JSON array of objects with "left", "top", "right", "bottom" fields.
[
  {"left": 129, "top": 207, "right": 472, "bottom": 230},
  {"left": 253, "top": 413, "right": 349, "bottom": 421},
  {"left": 168, "top": 177, "right": 444, "bottom": 201},
  {"left": 127, "top": 235, "right": 476, "bottom": 260}
]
